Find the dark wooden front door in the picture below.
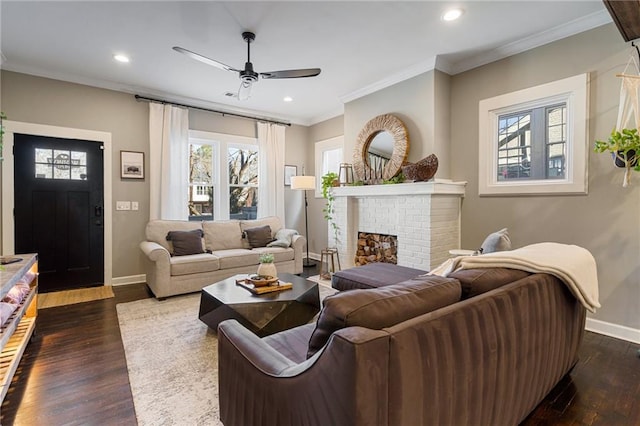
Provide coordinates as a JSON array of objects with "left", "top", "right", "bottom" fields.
[{"left": 14, "top": 134, "right": 104, "bottom": 292}]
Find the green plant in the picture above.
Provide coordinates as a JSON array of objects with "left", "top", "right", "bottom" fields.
[
  {"left": 383, "top": 172, "right": 405, "bottom": 184},
  {"left": 258, "top": 253, "right": 274, "bottom": 263},
  {"left": 594, "top": 128, "right": 640, "bottom": 186},
  {"left": 321, "top": 171, "right": 340, "bottom": 246}
]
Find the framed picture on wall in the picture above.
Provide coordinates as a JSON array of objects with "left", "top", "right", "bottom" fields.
[
  {"left": 284, "top": 165, "right": 297, "bottom": 186},
  {"left": 121, "top": 151, "right": 145, "bottom": 179}
]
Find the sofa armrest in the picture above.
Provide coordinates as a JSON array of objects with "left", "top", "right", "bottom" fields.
[
  {"left": 218, "top": 320, "right": 297, "bottom": 375},
  {"left": 139, "top": 241, "right": 171, "bottom": 298},
  {"left": 218, "top": 320, "right": 390, "bottom": 426},
  {"left": 290, "top": 234, "right": 306, "bottom": 274},
  {"left": 140, "top": 241, "right": 170, "bottom": 262}
]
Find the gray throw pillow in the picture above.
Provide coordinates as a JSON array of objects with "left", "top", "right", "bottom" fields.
[
  {"left": 243, "top": 225, "right": 273, "bottom": 248},
  {"left": 480, "top": 228, "right": 511, "bottom": 254},
  {"left": 166, "top": 229, "right": 204, "bottom": 256},
  {"left": 267, "top": 228, "right": 298, "bottom": 248}
]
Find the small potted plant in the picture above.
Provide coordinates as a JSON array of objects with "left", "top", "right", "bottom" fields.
[
  {"left": 594, "top": 128, "right": 640, "bottom": 187},
  {"left": 256, "top": 253, "right": 276, "bottom": 279}
]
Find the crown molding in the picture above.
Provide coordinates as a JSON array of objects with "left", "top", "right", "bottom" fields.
[{"left": 449, "top": 9, "right": 612, "bottom": 75}]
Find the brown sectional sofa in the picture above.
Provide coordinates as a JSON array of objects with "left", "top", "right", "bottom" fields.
[{"left": 218, "top": 268, "right": 586, "bottom": 426}]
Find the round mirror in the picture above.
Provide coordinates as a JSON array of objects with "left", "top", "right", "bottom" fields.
[{"left": 353, "top": 114, "right": 409, "bottom": 182}]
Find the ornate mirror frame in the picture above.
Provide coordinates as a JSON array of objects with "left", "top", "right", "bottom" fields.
[{"left": 353, "top": 114, "right": 409, "bottom": 181}]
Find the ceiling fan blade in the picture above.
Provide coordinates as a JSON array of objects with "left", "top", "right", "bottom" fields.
[
  {"left": 172, "top": 46, "right": 240, "bottom": 73},
  {"left": 260, "top": 68, "right": 321, "bottom": 79}
]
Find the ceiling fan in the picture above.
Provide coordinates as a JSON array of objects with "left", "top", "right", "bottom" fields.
[{"left": 173, "top": 31, "right": 321, "bottom": 101}]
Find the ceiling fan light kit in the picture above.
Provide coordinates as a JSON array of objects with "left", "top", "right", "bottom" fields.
[{"left": 174, "top": 31, "right": 321, "bottom": 101}]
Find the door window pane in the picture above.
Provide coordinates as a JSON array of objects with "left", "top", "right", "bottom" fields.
[{"left": 35, "top": 148, "right": 87, "bottom": 180}]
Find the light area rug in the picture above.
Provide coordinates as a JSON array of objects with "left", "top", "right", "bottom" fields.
[
  {"left": 117, "top": 284, "right": 337, "bottom": 426},
  {"left": 306, "top": 274, "right": 333, "bottom": 287},
  {"left": 39, "top": 285, "right": 114, "bottom": 308}
]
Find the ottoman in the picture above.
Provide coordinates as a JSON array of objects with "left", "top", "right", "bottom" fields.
[{"left": 331, "top": 262, "right": 428, "bottom": 291}]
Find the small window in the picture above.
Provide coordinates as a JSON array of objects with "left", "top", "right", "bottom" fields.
[
  {"left": 35, "top": 148, "right": 87, "bottom": 180},
  {"left": 478, "top": 73, "right": 588, "bottom": 195},
  {"left": 189, "top": 142, "right": 214, "bottom": 221},
  {"left": 314, "top": 136, "right": 344, "bottom": 197},
  {"left": 228, "top": 145, "right": 258, "bottom": 219}
]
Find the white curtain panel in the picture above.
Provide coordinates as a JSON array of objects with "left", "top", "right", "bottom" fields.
[
  {"left": 148, "top": 103, "right": 189, "bottom": 220},
  {"left": 257, "top": 122, "right": 286, "bottom": 221}
]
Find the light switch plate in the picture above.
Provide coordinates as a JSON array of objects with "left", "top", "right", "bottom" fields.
[
  {"left": 131, "top": 201, "right": 139, "bottom": 211},
  {"left": 116, "top": 201, "right": 131, "bottom": 211}
]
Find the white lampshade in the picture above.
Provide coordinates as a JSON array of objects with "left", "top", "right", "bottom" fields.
[{"left": 291, "top": 175, "right": 316, "bottom": 190}]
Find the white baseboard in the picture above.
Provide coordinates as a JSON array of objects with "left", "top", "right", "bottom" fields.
[
  {"left": 111, "top": 274, "right": 146, "bottom": 286},
  {"left": 586, "top": 318, "right": 640, "bottom": 344}
]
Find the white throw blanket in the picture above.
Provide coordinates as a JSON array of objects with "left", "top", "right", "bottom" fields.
[{"left": 429, "top": 242, "right": 600, "bottom": 313}]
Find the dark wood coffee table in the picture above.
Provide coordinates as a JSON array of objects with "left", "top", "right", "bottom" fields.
[{"left": 198, "top": 273, "right": 320, "bottom": 337}]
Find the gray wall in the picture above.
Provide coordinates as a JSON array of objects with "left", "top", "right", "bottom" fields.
[
  {"left": 450, "top": 23, "right": 639, "bottom": 329},
  {"left": 1, "top": 71, "right": 310, "bottom": 279}
]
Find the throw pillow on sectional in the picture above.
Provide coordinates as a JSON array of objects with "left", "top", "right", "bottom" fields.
[
  {"left": 306, "top": 276, "right": 461, "bottom": 358},
  {"left": 166, "top": 229, "right": 205, "bottom": 256},
  {"left": 480, "top": 228, "right": 511, "bottom": 253},
  {"left": 243, "top": 225, "right": 273, "bottom": 248}
]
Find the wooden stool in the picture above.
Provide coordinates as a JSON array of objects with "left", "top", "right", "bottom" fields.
[{"left": 319, "top": 248, "right": 341, "bottom": 280}]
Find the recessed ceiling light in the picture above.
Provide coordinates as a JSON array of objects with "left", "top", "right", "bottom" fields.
[
  {"left": 113, "top": 54, "right": 130, "bottom": 63},
  {"left": 283, "top": 96, "right": 293, "bottom": 102},
  {"left": 442, "top": 8, "right": 464, "bottom": 22}
]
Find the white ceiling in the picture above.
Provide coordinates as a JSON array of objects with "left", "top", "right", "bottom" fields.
[{"left": 0, "top": 1, "right": 611, "bottom": 126}]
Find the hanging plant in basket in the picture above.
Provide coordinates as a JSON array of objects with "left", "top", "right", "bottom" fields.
[{"left": 594, "top": 128, "right": 640, "bottom": 187}]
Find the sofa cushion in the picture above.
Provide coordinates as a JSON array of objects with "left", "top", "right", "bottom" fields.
[
  {"left": 267, "top": 228, "right": 298, "bottom": 248},
  {"left": 480, "top": 228, "right": 511, "bottom": 254},
  {"left": 212, "top": 249, "right": 260, "bottom": 269},
  {"left": 331, "top": 263, "right": 428, "bottom": 291},
  {"left": 240, "top": 217, "right": 282, "bottom": 248},
  {"left": 203, "top": 221, "right": 243, "bottom": 251},
  {"left": 170, "top": 253, "right": 220, "bottom": 276},
  {"left": 243, "top": 225, "right": 273, "bottom": 248},
  {"left": 307, "top": 275, "right": 461, "bottom": 358},
  {"left": 166, "top": 229, "right": 205, "bottom": 256},
  {"left": 146, "top": 220, "right": 203, "bottom": 251},
  {"left": 251, "top": 247, "right": 295, "bottom": 263},
  {"left": 448, "top": 267, "right": 531, "bottom": 299}
]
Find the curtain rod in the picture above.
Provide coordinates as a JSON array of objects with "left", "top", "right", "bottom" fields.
[{"left": 134, "top": 95, "right": 292, "bottom": 127}]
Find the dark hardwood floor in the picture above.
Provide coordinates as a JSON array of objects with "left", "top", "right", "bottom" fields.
[{"left": 2, "top": 265, "right": 639, "bottom": 425}]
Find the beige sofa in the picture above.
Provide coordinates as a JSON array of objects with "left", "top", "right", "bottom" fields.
[{"left": 139, "top": 216, "right": 305, "bottom": 299}]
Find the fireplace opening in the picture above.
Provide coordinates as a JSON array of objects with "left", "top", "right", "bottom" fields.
[{"left": 355, "top": 232, "right": 398, "bottom": 266}]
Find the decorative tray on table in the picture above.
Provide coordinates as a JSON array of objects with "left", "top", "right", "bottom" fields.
[{"left": 236, "top": 275, "right": 293, "bottom": 295}]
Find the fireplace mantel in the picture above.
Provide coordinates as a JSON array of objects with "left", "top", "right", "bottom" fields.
[
  {"left": 329, "top": 179, "right": 466, "bottom": 271},
  {"left": 332, "top": 179, "right": 466, "bottom": 198}
]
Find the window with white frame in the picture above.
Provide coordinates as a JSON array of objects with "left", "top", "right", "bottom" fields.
[
  {"left": 478, "top": 73, "right": 589, "bottom": 195},
  {"left": 314, "top": 135, "right": 344, "bottom": 197},
  {"left": 188, "top": 130, "right": 258, "bottom": 220}
]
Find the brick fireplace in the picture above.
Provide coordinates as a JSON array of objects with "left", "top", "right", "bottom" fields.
[{"left": 330, "top": 180, "right": 466, "bottom": 271}]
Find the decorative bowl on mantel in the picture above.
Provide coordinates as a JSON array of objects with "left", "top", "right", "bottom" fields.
[{"left": 402, "top": 154, "right": 439, "bottom": 182}]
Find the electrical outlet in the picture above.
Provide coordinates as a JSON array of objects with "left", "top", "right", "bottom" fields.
[
  {"left": 131, "top": 201, "right": 139, "bottom": 211},
  {"left": 116, "top": 201, "right": 131, "bottom": 211}
]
